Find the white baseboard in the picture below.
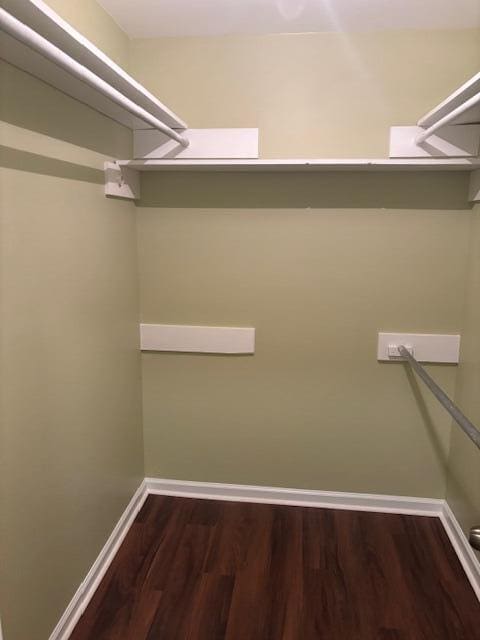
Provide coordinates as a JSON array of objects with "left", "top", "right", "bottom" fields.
[
  {"left": 145, "top": 477, "right": 444, "bottom": 516},
  {"left": 49, "top": 480, "right": 148, "bottom": 640},
  {"left": 49, "top": 477, "right": 480, "bottom": 640},
  {"left": 146, "top": 478, "right": 480, "bottom": 602},
  {"left": 440, "top": 502, "right": 480, "bottom": 600}
]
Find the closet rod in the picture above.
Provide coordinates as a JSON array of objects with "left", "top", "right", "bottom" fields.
[
  {"left": 0, "top": 8, "right": 189, "bottom": 147},
  {"left": 415, "top": 91, "right": 480, "bottom": 145},
  {"left": 397, "top": 345, "right": 480, "bottom": 450}
]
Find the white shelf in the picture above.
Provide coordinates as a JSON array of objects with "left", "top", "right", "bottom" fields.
[
  {"left": 418, "top": 72, "right": 480, "bottom": 128},
  {"left": 1, "top": 0, "right": 186, "bottom": 130},
  {"left": 108, "top": 158, "right": 480, "bottom": 200},
  {"left": 118, "top": 158, "right": 480, "bottom": 172}
]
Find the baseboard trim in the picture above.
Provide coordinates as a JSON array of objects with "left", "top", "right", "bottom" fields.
[
  {"left": 49, "top": 478, "right": 480, "bottom": 639},
  {"left": 145, "top": 477, "right": 444, "bottom": 516},
  {"left": 49, "top": 480, "right": 148, "bottom": 640},
  {"left": 146, "top": 478, "right": 480, "bottom": 601},
  {"left": 440, "top": 502, "right": 480, "bottom": 600}
]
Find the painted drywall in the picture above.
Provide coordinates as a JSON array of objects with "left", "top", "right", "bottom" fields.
[
  {"left": 137, "top": 172, "right": 471, "bottom": 496},
  {"left": 133, "top": 28, "right": 478, "bottom": 496},
  {"left": 447, "top": 204, "right": 480, "bottom": 557},
  {"left": 130, "top": 29, "right": 480, "bottom": 157},
  {"left": 46, "top": 0, "right": 130, "bottom": 68},
  {"left": 0, "top": 2, "right": 142, "bottom": 639}
]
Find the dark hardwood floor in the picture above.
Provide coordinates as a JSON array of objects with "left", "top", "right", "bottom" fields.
[{"left": 70, "top": 496, "right": 480, "bottom": 639}]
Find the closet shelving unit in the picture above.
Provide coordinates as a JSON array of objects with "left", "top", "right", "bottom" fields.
[{"left": 1, "top": 0, "right": 480, "bottom": 200}]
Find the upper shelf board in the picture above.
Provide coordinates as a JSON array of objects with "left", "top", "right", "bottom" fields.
[
  {"left": 0, "top": 0, "right": 186, "bottom": 130},
  {"left": 418, "top": 72, "right": 480, "bottom": 128},
  {"left": 118, "top": 158, "right": 480, "bottom": 172}
]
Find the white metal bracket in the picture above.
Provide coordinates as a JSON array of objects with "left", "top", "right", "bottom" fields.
[
  {"left": 104, "top": 161, "right": 140, "bottom": 200},
  {"left": 390, "top": 125, "right": 480, "bottom": 158},
  {"left": 469, "top": 170, "right": 480, "bottom": 203}
]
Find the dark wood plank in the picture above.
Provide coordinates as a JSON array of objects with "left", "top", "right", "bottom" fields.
[{"left": 70, "top": 496, "right": 480, "bottom": 640}]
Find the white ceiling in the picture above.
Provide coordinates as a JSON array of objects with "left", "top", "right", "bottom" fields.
[{"left": 97, "top": 0, "right": 480, "bottom": 39}]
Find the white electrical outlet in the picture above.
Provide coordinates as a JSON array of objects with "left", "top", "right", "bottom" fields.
[{"left": 387, "top": 344, "right": 414, "bottom": 358}]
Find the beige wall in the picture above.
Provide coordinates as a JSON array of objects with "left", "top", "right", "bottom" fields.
[
  {"left": 447, "top": 204, "right": 480, "bottom": 554},
  {"left": 133, "top": 29, "right": 478, "bottom": 497},
  {"left": 130, "top": 29, "right": 480, "bottom": 157},
  {"left": 0, "top": 3, "right": 143, "bottom": 640},
  {"left": 137, "top": 172, "right": 471, "bottom": 496},
  {"left": 47, "top": 0, "right": 129, "bottom": 68}
]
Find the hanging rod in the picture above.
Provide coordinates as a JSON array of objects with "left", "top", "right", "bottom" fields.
[
  {"left": 397, "top": 345, "right": 480, "bottom": 450},
  {"left": 0, "top": 7, "right": 189, "bottom": 147},
  {"left": 415, "top": 91, "right": 480, "bottom": 145}
]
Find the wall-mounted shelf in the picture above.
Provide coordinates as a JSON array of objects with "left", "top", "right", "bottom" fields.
[
  {"left": 107, "top": 158, "right": 480, "bottom": 202},
  {"left": 0, "top": 0, "right": 186, "bottom": 130},
  {"left": 118, "top": 158, "right": 480, "bottom": 172}
]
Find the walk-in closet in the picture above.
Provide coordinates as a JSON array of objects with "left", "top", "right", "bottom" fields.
[{"left": 1, "top": 1, "right": 480, "bottom": 638}]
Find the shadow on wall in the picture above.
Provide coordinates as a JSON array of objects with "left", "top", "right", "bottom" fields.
[
  {"left": 401, "top": 362, "right": 451, "bottom": 473},
  {"left": 0, "top": 60, "right": 131, "bottom": 160},
  {"left": 0, "top": 145, "right": 104, "bottom": 184},
  {"left": 139, "top": 171, "right": 472, "bottom": 210}
]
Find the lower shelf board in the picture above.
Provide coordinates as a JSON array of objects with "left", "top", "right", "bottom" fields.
[
  {"left": 70, "top": 495, "right": 480, "bottom": 640},
  {"left": 119, "top": 157, "right": 480, "bottom": 172}
]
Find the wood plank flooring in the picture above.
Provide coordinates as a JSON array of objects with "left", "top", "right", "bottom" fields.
[{"left": 70, "top": 496, "right": 480, "bottom": 639}]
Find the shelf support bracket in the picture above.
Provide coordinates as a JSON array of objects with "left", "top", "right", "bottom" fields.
[{"left": 104, "top": 161, "right": 140, "bottom": 200}]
